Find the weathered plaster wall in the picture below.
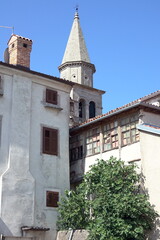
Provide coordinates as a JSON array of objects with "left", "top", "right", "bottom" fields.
[
  {"left": 56, "top": 230, "right": 89, "bottom": 240},
  {"left": 29, "top": 78, "right": 71, "bottom": 239},
  {"left": 0, "top": 73, "right": 35, "bottom": 236},
  {"left": 0, "top": 66, "right": 71, "bottom": 240},
  {"left": 139, "top": 130, "right": 160, "bottom": 240},
  {"left": 140, "top": 131, "right": 160, "bottom": 213},
  {"left": 140, "top": 110, "right": 160, "bottom": 126}
]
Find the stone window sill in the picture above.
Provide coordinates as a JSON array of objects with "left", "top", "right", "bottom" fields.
[{"left": 43, "top": 102, "right": 63, "bottom": 111}]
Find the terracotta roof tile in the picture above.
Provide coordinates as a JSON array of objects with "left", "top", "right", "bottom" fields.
[
  {"left": 72, "top": 90, "right": 160, "bottom": 129},
  {"left": 21, "top": 226, "right": 50, "bottom": 231},
  {"left": 11, "top": 34, "right": 32, "bottom": 42}
]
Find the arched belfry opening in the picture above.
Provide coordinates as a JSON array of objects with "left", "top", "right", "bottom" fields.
[
  {"left": 89, "top": 101, "right": 95, "bottom": 118},
  {"left": 79, "top": 99, "right": 85, "bottom": 120}
]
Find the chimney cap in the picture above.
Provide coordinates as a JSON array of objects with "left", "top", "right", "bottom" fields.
[{"left": 8, "top": 34, "right": 33, "bottom": 45}]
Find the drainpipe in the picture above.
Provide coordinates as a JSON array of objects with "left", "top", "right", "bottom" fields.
[
  {"left": 0, "top": 235, "right": 5, "bottom": 240},
  {"left": 68, "top": 229, "right": 73, "bottom": 240}
]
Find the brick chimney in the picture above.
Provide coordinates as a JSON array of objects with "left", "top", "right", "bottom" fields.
[{"left": 8, "top": 34, "right": 32, "bottom": 69}]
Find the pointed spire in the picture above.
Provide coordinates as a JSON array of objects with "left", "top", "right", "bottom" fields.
[{"left": 61, "top": 10, "right": 90, "bottom": 64}]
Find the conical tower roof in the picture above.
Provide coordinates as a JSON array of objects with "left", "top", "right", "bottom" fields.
[{"left": 61, "top": 11, "right": 90, "bottom": 64}]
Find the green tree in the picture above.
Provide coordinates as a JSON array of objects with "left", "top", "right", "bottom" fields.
[{"left": 57, "top": 157, "right": 157, "bottom": 240}]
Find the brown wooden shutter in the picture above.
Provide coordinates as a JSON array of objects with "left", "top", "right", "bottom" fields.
[
  {"left": 50, "top": 129, "right": 58, "bottom": 155},
  {"left": 43, "top": 127, "right": 58, "bottom": 155},
  {"left": 46, "top": 191, "right": 59, "bottom": 207},
  {"left": 43, "top": 128, "right": 50, "bottom": 153},
  {"left": 0, "top": 76, "right": 1, "bottom": 89},
  {"left": 46, "top": 89, "right": 57, "bottom": 105}
]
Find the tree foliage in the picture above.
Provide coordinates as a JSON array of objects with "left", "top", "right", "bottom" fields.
[{"left": 57, "top": 157, "right": 157, "bottom": 240}]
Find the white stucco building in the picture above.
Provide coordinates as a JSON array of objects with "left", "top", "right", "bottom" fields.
[{"left": 0, "top": 35, "right": 73, "bottom": 240}]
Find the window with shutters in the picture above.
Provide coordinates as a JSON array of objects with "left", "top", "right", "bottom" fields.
[
  {"left": 0, "top": 76, "right": 3, "bottom": 95},
  {"left": 42, "top": 127, "right": 58, "bottom": 155},
  {"left": 46, "top": 89, "right": 57, "bottom": 105},
  {"left": 46, "top": 191, "right": 59, "bottom": 207}
]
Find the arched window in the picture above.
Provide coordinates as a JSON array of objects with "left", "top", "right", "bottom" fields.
[
  {"left": 79, "top": 99, "right": 85, "bottom": 119},
  {"left": 89, "top": 101, "right": 95, "bottom": 118}
]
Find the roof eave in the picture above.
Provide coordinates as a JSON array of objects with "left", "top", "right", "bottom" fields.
[
  {"left": 0, "top": 61, "right": 74, "bottom": 86},
  {"left": 70, "top": 102, "right": 160, "bottom": 132}
]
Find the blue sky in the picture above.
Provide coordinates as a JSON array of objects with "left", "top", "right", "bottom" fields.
[{"left": 0, "top": 0, "right": 160, "bottom": 113}]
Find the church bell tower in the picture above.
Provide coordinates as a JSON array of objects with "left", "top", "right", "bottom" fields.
[
  {"left": 58, "top": 10, "right": 96, "bottom": 87},
  {"left": 59, "top": 10, "right": 104, "bottom": 125}
]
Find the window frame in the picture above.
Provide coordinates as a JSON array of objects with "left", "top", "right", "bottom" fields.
[
  {"left": 86, "top": 127, "right": 100, "bottom": 156},
  {"left": 89, "top": 101, "right": 96, "bottom": 118},
  {"left": 103, "top": 121, "right": 118, "bottom": 152},
  {"left": 79, "top": 99, "right": 85, "bottom": 120},
  {"left": 0, "top": 76, "right": 3, "bottom": 95},
  {"left": 121, "top": 115, "right": 139, "bottom": 146},
  {"left": 45, "top": 190, "right": 60, "bottom": 208},
  {"left": 42, "top": 127, "right": 58, "bottom": 155},
  {"left": 46, "top": 88, "right": 58, "bottom": 105}
]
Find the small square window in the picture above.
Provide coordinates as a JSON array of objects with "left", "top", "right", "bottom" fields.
[
  {"left": 46, "top": 89, "right": 57, "bottom": 105},
  {"left": 46, "top": 191, "right": 59, "bottom": 207},
  {"left": 23, "top": 43, "right": 27, "bottom": 48}
]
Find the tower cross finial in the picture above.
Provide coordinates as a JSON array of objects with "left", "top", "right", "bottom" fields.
[{"left": 75, "top": 4, "right": 79, "bottom": 12}]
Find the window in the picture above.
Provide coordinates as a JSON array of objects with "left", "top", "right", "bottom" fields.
[
  {"left": 103, "top": 121, "right": 118, "bottom": 151},
  {"left": 43, "top": 127, "right": 58, "bottom": 155},
  {"left": 89, "top": 101, "right": 95, "bottom": 118},
  {"left": 0, "top": 76, "right": 3, "bottom": 95},
  {"left": 86, "top": 127, "right": 100, "bottom": 156},
  {"left": 121, "top": 115, "right": 139, "bottom": 146},
  {"left": 79, "top": 99, "right": 85, "bottom": 119},
  {"left": 46, "top": 191, "right": 59, "bottom": 207},
  {"left": 46, "top": 89, "right": 57, "bottom": 105},
  {"left": 23, "top": 43, "right": 27, "bottom": 48},
  {"left": 70, "top": 135, "right": 83, "bottom": 162}
]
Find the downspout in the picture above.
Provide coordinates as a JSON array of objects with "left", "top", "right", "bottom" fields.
[{"left": 68, "top": 229, "right": 74, "bottom": 240}]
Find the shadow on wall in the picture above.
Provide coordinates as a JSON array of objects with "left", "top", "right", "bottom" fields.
[
  {"left": 148, "top": 218, "right": 160, "bottom": 240},
  {"left": 0, "top": 218, "right": 13, "bottom": 236},
  {"left": 139, "top": 173, "right": 160, "bottom": 240}
]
